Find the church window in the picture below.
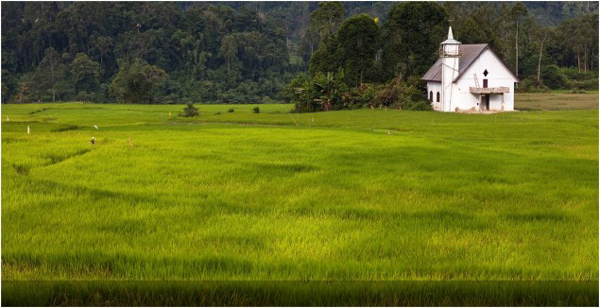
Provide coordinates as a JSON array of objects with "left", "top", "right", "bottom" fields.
[
  {"left": 436, "top": 92, "right": 440, "bottom": 102},
  {"left": 483, "top": 69, "right": 489, "bottom": 77},
  {"left": 429, "top": 91, "right": 433, "bottom": 101}
]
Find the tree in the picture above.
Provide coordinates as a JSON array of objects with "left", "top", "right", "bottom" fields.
[
  {"left": 33, "top": 47, "right": 65, "bottom": 102},
  {"left": 456, "top": 18, "right": 488, "bottom": 44},
  {"left": 110, "top": 58, "right": 168, "bottom": 104},
  {"left": 16, "top": 80, "right": 30, "bottom": 104},
  {"left": 307, "top": 2, "right": 346, "bottom": 75},
  {"left": 534, "top": 27, "right": 551, "bottom": 81},
  {"left": 299, "top": 27, "right": 320, "bottom": 64},
  {"left": 511, "top": 2, "right": 528, "bottom": 78},
  {"left": 382, "top": 2, "right": 448, "bottom": 81},
  {"left": 93, "top": 36, "right": 113, "bottom": 65},
  {"left": 313, "top": 70, "right": 347, "bottom": 110},
  {"left": 542, "top": 65, "right": 567, "bottom": 89},
  {"left": 336, "top": 14, "right": 380, "bottom": 86},
  {"left": 309, "top": 2, "right": 345, "bottom": 41},
  {"left": 71, "top": 53, "right": 100, "bottom": 92},
  {"left": 220, "top": 34, "right": 238, "bottom": 78},
  {"left": 308, "top": 34, "right": 342, "bottom": 76}
]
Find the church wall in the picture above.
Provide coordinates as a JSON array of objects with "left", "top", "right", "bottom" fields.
[{"left": 426, "top": 82, "right": 442, "bottom": 111}]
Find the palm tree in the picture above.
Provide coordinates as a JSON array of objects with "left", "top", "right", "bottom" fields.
[{"left": 314, "top": 72, "right": 336, "bottom": 111}]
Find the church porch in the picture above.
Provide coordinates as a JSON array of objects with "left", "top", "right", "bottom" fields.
[{"left": 469, "top": 87, "right": 509, "bottom": 112}]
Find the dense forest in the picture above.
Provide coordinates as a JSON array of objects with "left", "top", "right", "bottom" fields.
[{"left": 1, "top": 1, "right": 598, "bottom": 105}]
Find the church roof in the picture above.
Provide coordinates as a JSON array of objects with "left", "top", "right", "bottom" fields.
[{"left": 421, "top": 44, "right": 518, "bottom": 82}]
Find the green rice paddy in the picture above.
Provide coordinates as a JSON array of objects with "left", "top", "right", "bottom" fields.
[{"left": 1, "top": 93, "right": 598, "bottom": 305}]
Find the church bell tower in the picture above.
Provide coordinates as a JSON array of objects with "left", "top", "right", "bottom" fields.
[{"left": 440, "top": 26, "right": 461, "bottom": 112}]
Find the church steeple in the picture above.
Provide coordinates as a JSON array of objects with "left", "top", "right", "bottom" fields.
[
  {"left": 441, "top": 26, "right": 461, "bottom": 57},
  {"left": 440, "top": 26, "right": 461, "bottom": 112}
]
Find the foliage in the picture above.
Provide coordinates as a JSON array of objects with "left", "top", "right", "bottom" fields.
[
  {"left": 567, "top": 78, "right": 599, "bottom": 91},
  {"left": 542, "top": 65, "right": 568, "bottom": 89},
  {"left": 308, "top": 34, "right": 342, "bottom": 76},
  {"left": 181, "top": 103, "right": 199, "bottom": 117},
  {"left": 1, "top": 2, "right": 292, "bottom": 103},
  {"left": 71, "top": 53, "right": 101, "bottom": 93},
  {"left": 518, "top": 76, "right": 550, "bottom": 93},
  {"left": 110, "top": 59, "right": 169, "bottom": 104},
  {"left": 31, "top": 48, "right": 66, "bottom": 102},
  {"left": 341, "top": 83, "right": 380, "bottom": 109},
  {"left": 336, "top": 14, "right": 381, "bottom": 87},
  {"left": 253, "top": 106, "right": 260, "bottom": 113},
  {"left": 287, "top": 71, "right": 349, "bottom": 113},
  {"left": 309, "top": 2, "right": 345, "bottom": 39},
  {"left": 381, "top": 2, "right": 448, "bottom": 81},
  {"left": 371, "top": 76, "right": 429, "bottom": 109}
]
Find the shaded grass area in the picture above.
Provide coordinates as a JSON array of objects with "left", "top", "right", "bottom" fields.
[
  {"left": 3, "top": 281, "right": 598, "bottom": 306},
  {"left": 1, "top": 95, "right": 598, "bottom": 303}
]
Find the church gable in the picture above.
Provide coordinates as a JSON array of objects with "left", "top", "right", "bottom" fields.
[
  {"left": 421, "top": 44, "right": 517, "bottom": 83},
  {"left": 454, "top": 48, "right": 519, "bottom": 83}
]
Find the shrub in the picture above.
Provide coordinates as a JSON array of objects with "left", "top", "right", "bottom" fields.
[
  {"left": 341, "top": 83, "right": 379, "bottom": 109},
  {"left": 76, "top": 91, "right": 96, "bottom": 102},
  {"left": 181, "top": 103, "right": 199, "bottom": 117},
  {"left": 228, "top": 108, "right": 235, "bottom": 113},
  {"left": 284, "top": 71, "right": 348, "bottom": 113},
  {"left": 560, "top": 67, "right": 598, "bottom": 81},
  {"left": 253, "top": 106, "right": 260, "bottom": 113},
  {"left": 371, "top": 76, "right": 425, "bottom": 109},
  {"left": 262, "top": 96, "right": 274, "bottom": 104},
  {"left": 568, "top": 78, "right": 598, "bottom": 91},
  {"left": 406, "top": 101, "right": 433, "bottom": 111},
  {"left": 542, "top": 65, "right": 568, "bottom": 89},
  {"left": 518, "top": 76, "right": 550, "bottom": 93}
]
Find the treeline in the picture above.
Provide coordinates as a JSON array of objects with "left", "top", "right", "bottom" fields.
[
  {"left": 1, "top": 2, "right": 292, "bottom": 103},
  {"left": 1, "top": 2, "right": 598, "bottom": 104}
]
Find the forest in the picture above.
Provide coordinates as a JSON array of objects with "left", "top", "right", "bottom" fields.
[{"left": 1, "top": 1, "right": 598, "bottom": 106}]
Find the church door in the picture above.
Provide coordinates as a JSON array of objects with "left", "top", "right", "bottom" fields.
[
  {"left": 483, "top": 79, "right": 488, "bottom": 88},
  {"left": 483, "top": 95, "right": 490, "bottom": 110}
]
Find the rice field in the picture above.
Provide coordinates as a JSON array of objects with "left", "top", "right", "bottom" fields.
[{"left": 1, "top": 93, "right": 598, "bottom": 305}]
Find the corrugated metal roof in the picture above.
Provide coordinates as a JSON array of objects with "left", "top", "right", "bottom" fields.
[{"left": 421, "top": 44, "right": 488, "bottom": 82}]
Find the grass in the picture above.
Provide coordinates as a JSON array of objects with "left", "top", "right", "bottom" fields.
[
  {"left": 3, "top": 281, "right": 597, "bottom": 306},
  {"left": 516, "top": 91, "right": 599, "bottom": 110},
  {"left": 1, "top": 93, "right": 598, "bottom": 305}
]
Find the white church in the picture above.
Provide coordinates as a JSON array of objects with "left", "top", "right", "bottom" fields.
[{"left": 422, "top": 27, "right": 519, "bottom": 112}]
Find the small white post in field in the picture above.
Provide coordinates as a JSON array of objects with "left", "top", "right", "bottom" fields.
[
  {"left": 94, "top": 125, "right": 99, "bottom": 130},
  {"left": 6, "top": 116, "right": 9, "bottom": 121},
  {"left": 27, "top": 126, "right": 30, "bottom": 135},
  {"left": 169, "top": 111, "right": 172, "bottom": 118}
]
